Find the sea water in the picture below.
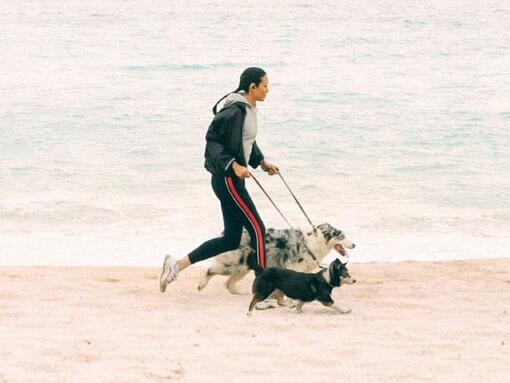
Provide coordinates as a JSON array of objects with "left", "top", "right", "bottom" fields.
[{"left": 1, "top": 1, "right": 509, "bottom": 266}]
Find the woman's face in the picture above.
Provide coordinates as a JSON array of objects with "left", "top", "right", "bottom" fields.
[{"left": 251, "top": 75, "right": 269, "bottom": 102}]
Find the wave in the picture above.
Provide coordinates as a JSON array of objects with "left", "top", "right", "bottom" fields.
[{"left": 122, "top": 61, "right": 286, "bottom": 73}]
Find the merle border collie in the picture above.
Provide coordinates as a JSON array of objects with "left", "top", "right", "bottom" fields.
[{"left": 198, "top": 223, "right": 356, "bottom": 294}]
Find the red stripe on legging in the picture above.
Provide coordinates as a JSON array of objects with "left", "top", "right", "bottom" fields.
[{"left": 226, "top": 177, "right": 265, "bottom": 268}]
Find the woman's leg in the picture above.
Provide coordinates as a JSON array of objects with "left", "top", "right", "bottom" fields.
[
  {"left": 160, "top": 175, "right": 266, "bottom": 292},
  {"left": 223, "top": 176, "right": 266, "bottom": 270},
  {"left": 186, "top": 200, "right": 244, "bottom": 265},
  {"left": 170, "top": 200, "right": 242, "bottom": 286},
  {"left": 160, "top": 199, "right": 242, "bottom": 292},
  {"left": 186, "top": 175, "right": 267, "bottom": 267}
]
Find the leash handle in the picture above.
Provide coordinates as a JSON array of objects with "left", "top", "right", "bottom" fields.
[
  {"left": 249, "top": 172, "right": 293, "bottom": 228},
  {"left": 278, "top": 172, "right": 316, "bottom": 233}
]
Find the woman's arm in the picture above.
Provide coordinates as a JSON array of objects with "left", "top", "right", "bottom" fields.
[
  {"left": 248, "top": 141, "right": 278, "bottom": 175},
  {"left": 204, "top": 107, "right": 242, "bottom": 176},
  {"left": 260, "top": 159, "right": 279, "bottom": 175}
]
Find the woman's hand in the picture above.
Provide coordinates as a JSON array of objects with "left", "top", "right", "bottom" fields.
[
  {"left": 232, "top": 161, "right": 251, "bottom": 179},
  {"left": 261, "top": 160, "right": 279, "bottom": 176}
]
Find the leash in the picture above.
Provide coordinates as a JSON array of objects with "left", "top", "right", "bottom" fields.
[
  {"left": 277, "top": 172, "right": 317, "bottom": 234},
  {"left": 249, "top": 171, "right": 322, "bottom": 268},
  {"left": 276, "top": 172, "right": 322, "bottom": 268},
  {"left": 249, "top": 172, "right": 293, "bottom": 229}
]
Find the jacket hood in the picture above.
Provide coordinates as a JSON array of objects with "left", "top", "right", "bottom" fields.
[{"left": 222, "top": 92, "right": 252, "bottom": 109}]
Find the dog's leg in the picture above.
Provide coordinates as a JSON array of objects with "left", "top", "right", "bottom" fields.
[
  {"left": 320, "top": 300, "right": 351, "bottom": 314},
  {"left": 255, "top": 289, "right": 279, "bottom": 310},
  {"left": 198, "top": 260, "right": 237, "bottom": 291},
  {"left": 271, "top": 289, "right": 297, "bottom": 308},
  {"left": 255, "top": 299, "right": 279, "bottom": 310},
  {"left": 272, "top": 289, "right": 285, "bottom": 305},
  {"left": 226, "top": 269, "right": 250, "bottom": 295},
  {"left": 247, "top": 296, "right": 263, "bottom": 316},
  {"left": 197, "top": 267, "right": 216, "bottom": 291},
  {"left": 295, "top": 300, "right": 305, "bottom": 314}
]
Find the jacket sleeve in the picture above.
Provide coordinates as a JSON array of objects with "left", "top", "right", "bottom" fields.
[
  {"left": 248, "top": 140, "right": 264, "bottom": 169},
  {"left": 204, "top": 109, "right": 238, "bottom": 176}
]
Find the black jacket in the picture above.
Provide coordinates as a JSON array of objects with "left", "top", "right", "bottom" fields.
[{"left": 204, "top": 102, "right": 264, "bottom": 176}]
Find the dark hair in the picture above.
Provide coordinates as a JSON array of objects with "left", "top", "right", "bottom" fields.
[{"left": 212, "top": 67, "right": 267, "bottom": 115}]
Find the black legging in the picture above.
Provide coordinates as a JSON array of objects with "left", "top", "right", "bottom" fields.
[{"left": 188, "top": 174, "right": 267, "bottom": 268}]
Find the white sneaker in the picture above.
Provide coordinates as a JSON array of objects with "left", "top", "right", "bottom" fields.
[{"left": 160, "top": 255, "right": 179, "bottom": 293}]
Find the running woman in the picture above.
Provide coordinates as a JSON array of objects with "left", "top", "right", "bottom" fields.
[{"left": 160, "top": 67, "right": 278, "bottom": 293}]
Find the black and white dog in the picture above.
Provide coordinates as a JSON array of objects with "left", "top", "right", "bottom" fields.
[
  {"left": 198, "top": 223, "right": 355, "bottom": 294},
  {"left": 248, "top": 258, "right": 355, "bottom": 315}
]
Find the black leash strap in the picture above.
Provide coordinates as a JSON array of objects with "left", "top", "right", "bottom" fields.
[{"left": 277, "top": 172, "right": 317, "bottom": 233}]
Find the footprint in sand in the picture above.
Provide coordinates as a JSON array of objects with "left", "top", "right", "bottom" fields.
[
  {"left": 101, "top": 277, "right": 120, "bottom": 283},
  {"left": 144, "top": 365, "right": 185, "bottom": 382}
]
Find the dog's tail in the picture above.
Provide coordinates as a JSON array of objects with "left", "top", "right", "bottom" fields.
[{"left": 247, "top": 250, "right": 264, "bottom": 276}]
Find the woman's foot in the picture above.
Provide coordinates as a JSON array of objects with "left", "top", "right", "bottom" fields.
[{"left": 160, "top": 255, "right": 179, "bottom": 293}]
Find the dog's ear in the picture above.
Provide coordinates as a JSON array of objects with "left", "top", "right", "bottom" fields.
[
  {"left": 318, "top": 223, "right": 336, "bottom": 236},
  {"left": 315, "top": 224, "right": 328, "bottom": 237},
  {"left": 332, "top": 258, "right": 341, "bottom": 266},
  {"left": 335, "top": 257, "right": 348, "bottom": 266}
]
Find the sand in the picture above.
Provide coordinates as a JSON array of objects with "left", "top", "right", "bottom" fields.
[{"left": 1, "top": 258, "right": 509, "bottom": 383}]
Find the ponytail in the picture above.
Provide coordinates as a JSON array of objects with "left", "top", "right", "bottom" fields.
[
  {"left": 212, "top": 86, "right": 241, "bottom": 115},
  {"left": 211, "top": 67, "right": 266, "bottom": 115}
]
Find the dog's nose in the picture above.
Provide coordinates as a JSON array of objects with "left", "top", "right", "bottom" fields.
[
  {"left": 352, "top": 279, "right": 357, "bottom": 284},
  {"left": 352, "top": 243, "right": 356, "bottom": 249}
]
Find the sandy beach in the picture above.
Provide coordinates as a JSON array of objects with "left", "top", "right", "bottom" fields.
[{"left": 1, "top": 258, "right": 509, "bottom": 383}]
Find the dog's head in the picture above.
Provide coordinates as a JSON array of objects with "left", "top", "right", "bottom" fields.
[
  {"left": 328, "top": 258, "right": 356, "bottom": 287},
  {"left": 315, "top": 223, "right": 356, "bottom": 257}
]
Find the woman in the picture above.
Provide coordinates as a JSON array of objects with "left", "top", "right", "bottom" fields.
[{"left": 160, "top": 67, "right": 279, "bottom": 293}]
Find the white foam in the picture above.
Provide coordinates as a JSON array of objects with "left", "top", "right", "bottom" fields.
[{"left": 1, "top": 231, "right": 508, "bottom": 267}]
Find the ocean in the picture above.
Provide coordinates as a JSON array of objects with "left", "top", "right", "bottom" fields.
[{"left": 1, "top": 1, "right": 509, "bottom": 266}]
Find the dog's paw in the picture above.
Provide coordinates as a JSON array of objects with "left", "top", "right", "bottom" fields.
[
  {"left": 246, "top": 311, "right": 253, "bottom": 317},
  {"left": 255, "top": 300, "right": 278, "bottom": 310},
  {"left": 197, "top": 282, "right": 207, "bottom": 291},
  {"left": 276, "top": 298, "right": 297, "bottom": 308}
]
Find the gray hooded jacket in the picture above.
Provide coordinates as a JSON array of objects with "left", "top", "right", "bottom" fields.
[{"left": 221, "top": 92, "right": 258, "bottom": 165}]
